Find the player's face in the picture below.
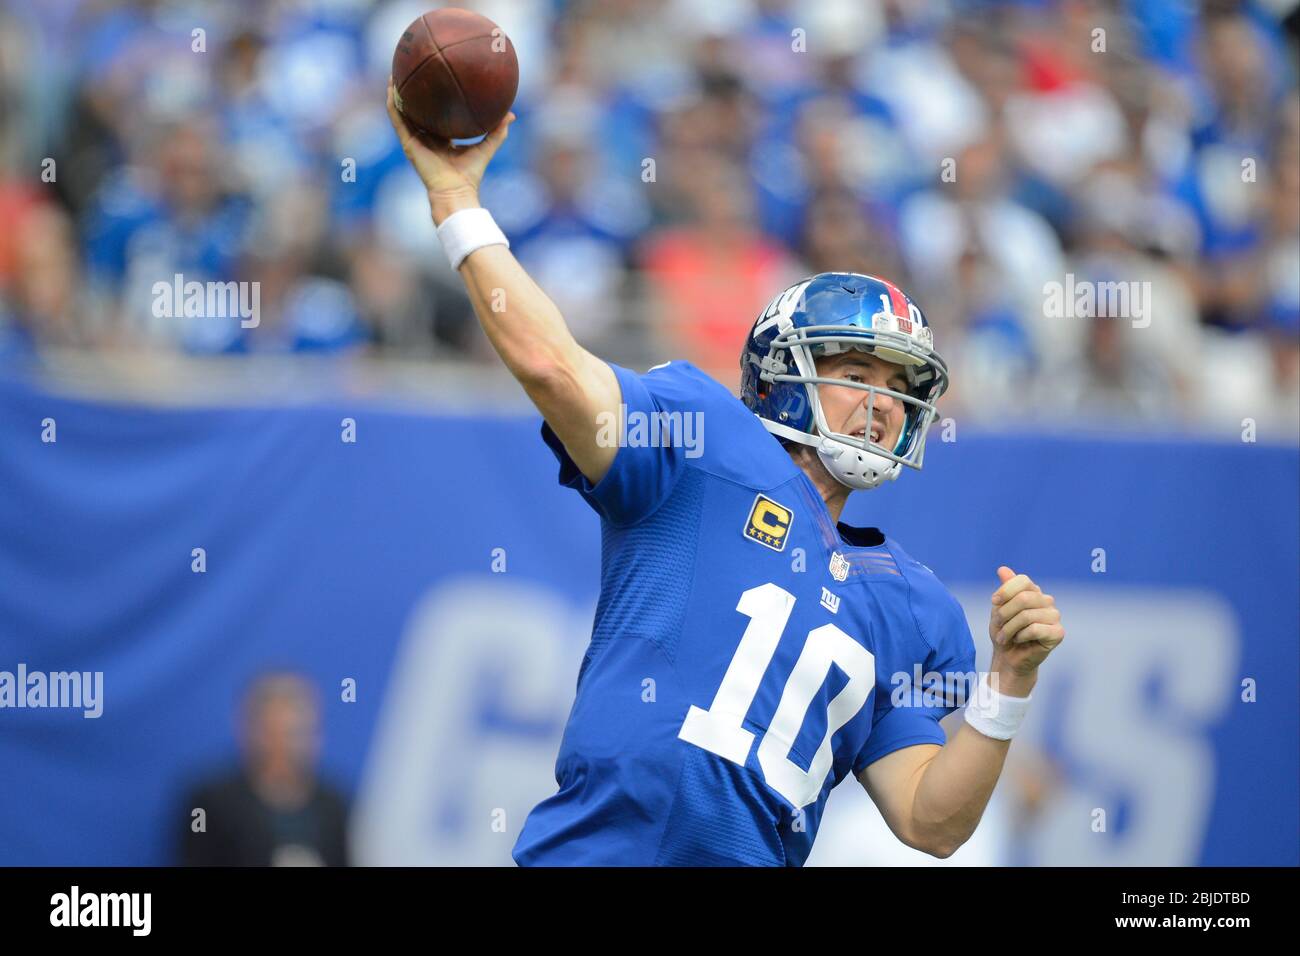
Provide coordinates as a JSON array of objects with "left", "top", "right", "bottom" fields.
[{"left": 815, "top": 350, "right": 908, "bottom": 453}]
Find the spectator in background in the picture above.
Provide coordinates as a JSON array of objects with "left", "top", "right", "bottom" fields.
[
  {"left": 864, "top": 4, "right": 990, "bottom": 169},
  {"left": 215, "top": 27, "right": 309, "bottom": 206},
  {"left": 928, "top": 237, "right": 1039, "bottom": 420},
  {"left": 797, "top": 188, "right": 904, "bottom": 281},
  {"left": 0, "top": 0, "right": 1292, "bottom": 432},
  {"left": 1041, "top": 163, "right": 1203, "bottom": 424},
  {"left": 178, "top": 673, "right": 350, "bottom": 867},
  {"left": 81, "top": 116, "right": 254, "bottom": 353},
  {"left": 650, "top": 90, "right": 728, "bottom": 227},
  {"left": 753, "top": 92, "right": 909, "bottom": 250},
  {"left": 1263, "top": 92, "right": 1300, "bottom": 418},
  {"left": 488, "top": 100, "right": 648, "bottom": 354},
  {"left": 1187, "top": 3, "right": 1291, "bottom": 330},
  {"left": 0, "top": 201, "right": 88, "bottom": 354},
  {"left": 1001, "top": 0, "right": 1130, "bottom": 193},
  {"left": 898, "top": 132, "right": 1066, "bottom": 369},
  {"left": 240, "top": 181, "right": 368, "bottom": 354},
  {"left": 649, "top": 64, "right": 761, "bottom": 230},
  {"left": 345, "top": 232, "right": 482, "bottom": 359},
  {"left": 640, "top": 155, "right": 799, "bottom": 389}
]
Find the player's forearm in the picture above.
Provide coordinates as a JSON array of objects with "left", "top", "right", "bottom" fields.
[
  {"left": 459, "top": 242, "right": 586, "bottom": 387},
  {"left": 429, "top": 191, "right": 621, "bottom": 483},
  {"left": 907, "top": 665, "right": 1036, "bottom": 856},
  {"left": 430, "top": 189, "right": 585, "bottom": 388},
  {"left": 908, "top": 721, "right": 1012, "bottom": 858}
]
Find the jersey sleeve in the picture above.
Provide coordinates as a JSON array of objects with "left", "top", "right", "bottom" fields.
[
  {"left": 853, "top": 588, "right": 977, "bottom": 775},
  {"left": 539, "top": 361, "right": 695, "bottom": 527}
]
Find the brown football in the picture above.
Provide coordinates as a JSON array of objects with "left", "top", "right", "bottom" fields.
[{"left": 391, "top": 8, "right": 519, "bottom": 141}]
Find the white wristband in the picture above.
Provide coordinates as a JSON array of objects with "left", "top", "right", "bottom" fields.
[
  {"left": 963, "top": 673, "right": 1032, "bottom": 740},
  {"left": 436, "top": 207, "right": 509, "bottom": 270}
]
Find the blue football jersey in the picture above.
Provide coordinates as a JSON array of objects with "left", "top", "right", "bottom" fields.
[{"left": 512, "top": 360, "right": 976, "bottom": 866}]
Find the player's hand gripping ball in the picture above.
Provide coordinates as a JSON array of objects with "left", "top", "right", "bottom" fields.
[{"left": 391, "top": 7, "right": 519, "bottom": 141}]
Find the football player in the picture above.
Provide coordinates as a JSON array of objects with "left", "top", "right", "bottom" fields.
[{"left": 387, "top": 84, "right": 1065, "bottom": 866}]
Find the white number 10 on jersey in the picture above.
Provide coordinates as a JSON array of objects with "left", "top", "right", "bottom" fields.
[{"left": 678, "top": 582, "right": 876, "bottom": 808}]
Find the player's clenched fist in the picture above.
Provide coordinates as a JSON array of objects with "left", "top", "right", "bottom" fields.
[{"left": 988, "top": 566, "right": 1064, "bottom": 681}]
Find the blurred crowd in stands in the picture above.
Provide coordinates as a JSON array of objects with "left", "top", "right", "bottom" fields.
[{"left": 0, "top": 0, "right": 1296, "bottom": 431}]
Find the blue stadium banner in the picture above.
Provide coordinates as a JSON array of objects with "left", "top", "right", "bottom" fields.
[{"left": 0, "top": 374, "right": 1295, "bottom": 866}]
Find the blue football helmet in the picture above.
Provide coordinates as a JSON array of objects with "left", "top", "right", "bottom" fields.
[{"left": 740, "top": 272, "right": 949, "bottom": 490}]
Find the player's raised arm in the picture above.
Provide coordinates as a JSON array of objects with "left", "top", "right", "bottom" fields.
[{"left": 385, "top": 79, "right": 620, "bottom": 485}]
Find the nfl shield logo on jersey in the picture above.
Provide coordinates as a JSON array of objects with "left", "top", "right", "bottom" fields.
[{"left": 829, "top": 551, "right": 850, "bottom": 581}]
